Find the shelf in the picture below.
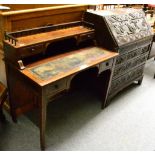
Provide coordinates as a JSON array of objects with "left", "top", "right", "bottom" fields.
[{"left": 4, "top": 21, "right": 95, "bottom": 48}]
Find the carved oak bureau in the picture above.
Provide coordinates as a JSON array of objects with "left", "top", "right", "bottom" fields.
[
  {"left": 84, "top": 8, "right": 154, "bottom": 105},
  {"left": 3, "top": 21, "right": 118, "bottom": 150}
]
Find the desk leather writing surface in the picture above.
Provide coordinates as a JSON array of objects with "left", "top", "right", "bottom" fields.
[{"left": 30, "top": 47, "right": 105, "bottom": 80}]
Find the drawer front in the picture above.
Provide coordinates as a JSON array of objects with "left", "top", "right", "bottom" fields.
[
  {"left": 19, "top": 44, "right": 44, "bottom": 58},
  {"left": 99, "top": 59, "right": 113, "bottom": 73},
  {"left": 45, "top": 78, "right": 67, "bottom": 97},
  {"left": 116, "top": 44, "right": 150, "bottom": 66},
  {"left": 78, "top": 32, "right": 95, "bottom": 42},
  {"left": 136, "top": 37, "right": 152, "bottom": 47},
  {"left": 116, "top": 48, "right": 142, "bottom": 65},
  {"left": 119, "top": 43, "right": 137, "bottom": 55},
  {"left": 113, "top": 54, "right": 148, "bottom": 78},
  {"left": 109, "top": 65, "right": 144, "bottom": 95},
  {"left": 118, "top": 37, "right": 152, "bottom": 55}
]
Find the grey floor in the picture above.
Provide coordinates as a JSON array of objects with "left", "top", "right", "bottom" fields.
[{"left": 0, "top": 58, "right": 155, "bottom": 151}]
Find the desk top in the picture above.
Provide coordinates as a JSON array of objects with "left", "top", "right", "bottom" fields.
[{"left": 20, "top": 46, "right": 118, "bottom": 86}]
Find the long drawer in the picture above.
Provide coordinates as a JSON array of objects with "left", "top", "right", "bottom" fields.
[
  {"left": 45, "top": 78, "right": 68, "bottom": 98},
  {"left": 118, "top": 37, "right": 152, "bottom": 55},
  {"left": 116, "top": 44, "right": 150, "bottom": 65},
  {"left": 109, "top": 65, "right": 145, "bottom": 96},
  {"left": 113, "top": 54, "right": 148, "bottom": 79}
]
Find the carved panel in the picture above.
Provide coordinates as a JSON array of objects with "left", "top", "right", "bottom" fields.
[
  {"left": 118, "top": 43, "right": 137, "bottom": 54},
  {"left": 105, "top": 10, "right": 153, "bottom": 46},
  {"left": 114, "top": 54, "right": 148, "bottom": 78},
  {"left": 118, "top": 38, "right": 152, "bottom": 55},
  {"left": 116, "top": 48, "right": 141, "bottom": 65},
  {"left": 109, "top": 65, "right": 144, "bottom": 95},
  {"left": 116, "top": 44, "right": 151, "bottom": 66}
]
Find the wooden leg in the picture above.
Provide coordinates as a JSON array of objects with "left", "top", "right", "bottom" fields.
[
  {"left": 100, "top": 70, "right": 112, "bottom": 109},
  {"left": 0, "top": 108, "right": 6, "bottom": 123},
  {"left": 10, "top": 109, "right": 17, "bottom": 123},
  {"left": 137, "top": 77, "right": 143, "bottom": 85},
  {"left": 9, "top": 96, "right": 17, "bottom": 123},
  {"left": 39, "top": 95, "right": 47, "bottom": 151},
  {"left": 102, "top": 98, "right": 110, "bottom": 109},
  {"left": 0, "top": 90, "right": 7, "bottom": 123},
  {"left": 101, "top": 58, "right": 116, "bottom": 108}
]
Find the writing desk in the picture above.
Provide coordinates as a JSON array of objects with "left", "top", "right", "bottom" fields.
[
  {"left": 20, "top": 46, "right": 118, "bottom": 150},
  {"left": 4, "top": 21, "right": 118, "bottom": 150}
]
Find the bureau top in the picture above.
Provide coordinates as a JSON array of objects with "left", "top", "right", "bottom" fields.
[
  {"left": 20, "top": 46, "right": 118, "bottom": 86},
  {"left": 86, "top": 8, "right": 154, "bottom": 46},
  {"left": 4, "top": 21, "right": 94, "bottom": 48}
]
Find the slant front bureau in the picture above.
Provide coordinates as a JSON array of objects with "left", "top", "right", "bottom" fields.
[
  {"left": 3, "top": 21, "right": 118, "bottom": 150},
  {"left": 84, "top": 8, "right": 154, "bottom": 105}
]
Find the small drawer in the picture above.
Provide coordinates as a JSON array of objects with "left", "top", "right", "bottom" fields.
[
  {"left": 78, "top": 32, "right": 95, "bottom": 42},
  {"left": 45, "top": 78, "right": 67, "bottom": 97},
  {"left": 99, "top": 59, "right": 113, "bottom": 73},
  {"left": 19, "top": 44, "right": 44, "bottom": 58}
]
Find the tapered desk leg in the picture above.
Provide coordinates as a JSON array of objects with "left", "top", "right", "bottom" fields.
[
  {"left": 0, "top": 108, "right": 6, "bottom": 122},
  {"left": 39, "top": 94, "right": 47, "bottom": 151},
  {"left": 101, "top": 70, "right": 111, "bottom": 109},
  {"left": 101, "top": 58, "right": 116, "bottom": 109},
  {"left": 10, "top": 105, "right": 17, "bottom": 123}
]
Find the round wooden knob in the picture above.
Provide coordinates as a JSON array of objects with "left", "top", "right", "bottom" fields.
[
  {"left": 106, "top": 62, "right": 109, "bottom": 66},
  {"left": 54, "top": 84, "right": 59, "bottom": 89},
  {"left": 31, "top": 48, "right": 35, "bottom": 52}
]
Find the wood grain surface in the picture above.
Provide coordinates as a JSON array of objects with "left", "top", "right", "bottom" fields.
[{"left": 5, "top": 26, "right": 94, "bottom": 48}]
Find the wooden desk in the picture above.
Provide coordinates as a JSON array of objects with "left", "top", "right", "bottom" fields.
[
  {"left": 0, "top": 81, "right": 7, "bottom": 122},
  {"left": 4, "top": 21, "right": 118, "bottom": 150},
  {"left": 20, "top": 46, "right": 118, "bottom": 150}
]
